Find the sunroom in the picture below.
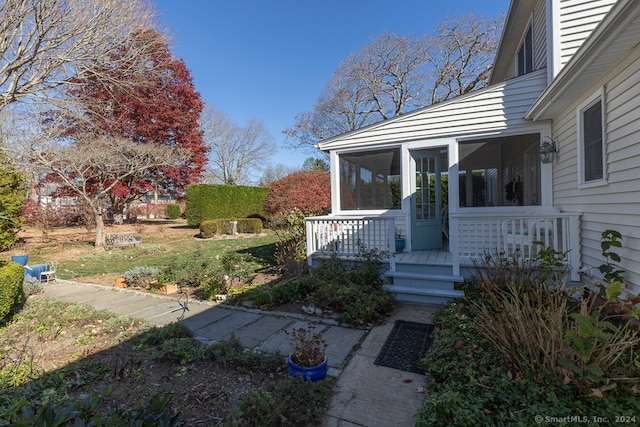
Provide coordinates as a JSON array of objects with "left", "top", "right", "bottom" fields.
[{"left": 306, "top": 70, "right": 581, "bottom": 295}]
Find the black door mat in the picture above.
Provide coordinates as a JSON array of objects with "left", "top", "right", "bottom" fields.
[{"left": 374, "top": 320, "right": 434, "bottom": 374}]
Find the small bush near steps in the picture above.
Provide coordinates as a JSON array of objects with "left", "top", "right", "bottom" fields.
[
  {"left": 231, "top": 244, "right": 394, "bottom": 326},
  {"left": 124, "top": 266, "right": 160, "bottom": 289}
]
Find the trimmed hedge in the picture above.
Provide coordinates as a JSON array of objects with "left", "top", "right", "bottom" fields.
[
  {"left": 186, "top": 184, "right": 269, "bottom": 227},
  {"left": 166, "top": 203, "right": 182, "bottom": 219},
  {"left": 200, "top": 218, "right": 262, "bottom": 238},
  {"left": 200, "top": 219, "right": 217, "bottom": 238},
  {"left": 0, "top": 261, "right": 24, "bottom": 320}
]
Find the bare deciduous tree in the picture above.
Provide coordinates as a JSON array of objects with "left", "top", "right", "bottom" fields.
[
  {"left": 285, "top": 12, "right": 504, "bottom": 151},
  {"left": 25, "top": 134, "right": 187, "bottom": 247},
  {"left": 0, "top": 0, "right": 159, "bottom": 111},
  {"left": 427, "top": 13, "right": 503, "bottom": 104},
  {"left": 200, "top": 104, "right": 276, "bottom": 185},
  {"left": 258, "top": 163, "right": 296, "bottom": 187}
]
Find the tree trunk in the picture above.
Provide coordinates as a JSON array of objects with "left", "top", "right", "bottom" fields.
[
  {"left": 113, "top": 213, "right": 124, "bottom": 225},
  {"left": 109, "top": 196, "right": 126, "bottom": 225},
  {"left": 94, "top": 209, "right": 105, "bottom": 247}
]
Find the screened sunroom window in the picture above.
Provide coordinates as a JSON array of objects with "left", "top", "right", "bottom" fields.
[
  {"left": 339, "top": 148, "right": 401, "bottom": 210},
  {"left": 458, "top": 134, "right": 541, "bottom": 207}
]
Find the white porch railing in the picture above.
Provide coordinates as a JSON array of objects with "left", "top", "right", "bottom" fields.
[
  {"left": 306, "top": 211, "right": 583, "bottom": 282},
  {"left": 449, "top": 211, "right": 582, "bottom": 281},
  {"left": 306, "top": 216, "right": 396, "bottom": 271}
]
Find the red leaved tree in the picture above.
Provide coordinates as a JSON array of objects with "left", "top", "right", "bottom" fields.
[
  {"left": 264, "top": 170, "right": 331, "bottom": 276},
  {"left": 264, "top": 171, "right": 331, "bottom": 216},
  {"left": 59, "top": 30, "right": 207, "bottom": 223}
]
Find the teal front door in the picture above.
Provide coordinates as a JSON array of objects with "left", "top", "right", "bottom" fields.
[{"left": 411, "top": 150, "right": 443, "bottom": 250}]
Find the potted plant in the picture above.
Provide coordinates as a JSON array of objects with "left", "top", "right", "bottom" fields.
[
  {"left": 286, "top": 324, "right": 328, "bottom": 381},
  {"left": 395, "top": 229, "right": 406, "bottom": 253}
]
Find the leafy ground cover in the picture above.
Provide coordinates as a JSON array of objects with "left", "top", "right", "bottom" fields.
[
  {"left": 416, "top": 250, "right": 640, "bottom": 427},
  {"left": 1, "top": 220, "right": 333, "bottom": 425},
  {"left": 0, "top": 298, "right": 332, "bottom": 425}
]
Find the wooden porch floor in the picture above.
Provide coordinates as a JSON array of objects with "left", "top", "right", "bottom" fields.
[{"left": 395, "top": 249, "right": 453, "bottom": 265}]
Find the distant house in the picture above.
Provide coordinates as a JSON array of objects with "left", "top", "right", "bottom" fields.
[{"left": 306, "top": 0, "right": 640, "bottom": 303}]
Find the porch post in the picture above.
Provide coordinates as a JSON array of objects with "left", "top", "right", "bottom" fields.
[
  {"left": 306, "top": 219, "right": 314, "bottom": 267},
  {"left": 388, "top": 217, "right": 396, "bottom": 272},
  {"left": 450, "top": 216, "right": 460, "bottom": 276}
]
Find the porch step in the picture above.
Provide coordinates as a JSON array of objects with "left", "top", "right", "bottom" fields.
[
  {"left": 383, "top": 284, "right": 465, "bottom": 305},
  {"left": 384, "top": 271, "right": 465, "bottom": 305},
  {"left": 385, "top": 271, "right": 464, "bottom": 284}
]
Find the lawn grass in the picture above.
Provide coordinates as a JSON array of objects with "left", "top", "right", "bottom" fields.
[{"left": 22, "top": 222, "right": 280, "bottom": 282}]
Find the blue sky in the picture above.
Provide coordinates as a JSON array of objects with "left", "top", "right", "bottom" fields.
[{"left": 152, "top": 0, "right": 510, "bottom": 171}]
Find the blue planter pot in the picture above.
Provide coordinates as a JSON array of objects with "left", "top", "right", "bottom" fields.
[
  {"left": 395, "top": 238, "right": 406, "bottom": 253},
  {"left": 11, "top": 255, "right": 28, "bottom": 266},
  {"left": 287, "top": 354, "right": 328, "bottom": 381}
]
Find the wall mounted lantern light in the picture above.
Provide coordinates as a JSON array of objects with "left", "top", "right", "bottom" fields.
[{"left": 540, "top": 137, "right": 557, "bottom": 164}]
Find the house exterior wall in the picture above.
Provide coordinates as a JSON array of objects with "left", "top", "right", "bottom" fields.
[
  {"left": 558, "top": 0, "right": 617, "bottom": 67},
  {"left": 552, "top": 41, "right": 640, "bottom": 294}
]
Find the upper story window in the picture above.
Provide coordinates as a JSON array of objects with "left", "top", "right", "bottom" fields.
[
  {"left": 517, "top": 26, "right": 533, "bottom": 76},
  {"left": 578, "top": 90, "right": 605, "bottom": 185}
]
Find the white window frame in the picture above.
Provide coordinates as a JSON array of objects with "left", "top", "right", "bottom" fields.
[{"left": 576, "top": 88, "right": 606, "bottom": 188}]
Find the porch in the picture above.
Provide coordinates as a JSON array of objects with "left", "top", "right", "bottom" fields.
[{"left": 306, "top": 211, "right": 582, "bottom": 304}]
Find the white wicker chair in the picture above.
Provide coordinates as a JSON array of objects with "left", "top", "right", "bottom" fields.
[{"left": 40, "top": 260, "right": 58, "bottom": 283}]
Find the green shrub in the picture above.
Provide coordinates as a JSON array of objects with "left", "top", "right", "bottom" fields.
[
  {"left": 3, "top": 392, "right": 182, "bottom": 426},
  {"left": 199, "top": 218, "right": 262, "bottom": 238},
  {"left": 228, "top": 377, "right": 333, "bottom": 427},
  {"left": 470, "top": 249, "right": 640, "bottom": 393},
  {"left": 308, "top": 247, "right": 394, "bottom": 326},
  {"left": 232, "top": 278, "right": 315, "bottom": 309},
  {"left": 0, "top": 261, "right": 24, "bottom": 320},
  {"left": 199, "top": 219, "right": 217, "bottom": 238},
  {"left": 417, "top": 303, "right": 640, "bottom": 427},
  {"left": 0, "top": 153, "right": 27, "bottom": 251},
  {"left": 124, "top": 266, "right": 159, "bottom": 288},
  {"left": 203, "top": 336, "right": 285, "bottom": 374},
  {"left": 202, "top": 251, "right": 256, "bottom": 299},
  {"left": 272, "top": 208, "right": 307, "bottom": 277},
  {"left": 185, "top": 184, "right": 269, "bottom": 226},
  {"left": 22, "top": 275, "right": 43, "bottom": 297},
  {"left": 237, "top": 218, "right": 262, "bottom": 233},
  {"left": 233, "top": 244, "right": 394, "bottom": 326},
  {"left": 166, "top": 203, "right": 182, "bottom": 219}
]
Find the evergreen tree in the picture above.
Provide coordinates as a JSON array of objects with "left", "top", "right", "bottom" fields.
[{"left": 0, "top": 153, "right": 27, "bottom": 251}]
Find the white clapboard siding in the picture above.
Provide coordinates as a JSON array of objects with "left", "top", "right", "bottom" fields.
[
  {"left": 319, "top": 70, "right": 548, "bottom": 151},
  {"left": 551, "top": 43, "right": 640, "bottom": 294},
  {"left": 533, "top": 0, "right": 548, "bottom": 71},
  {"left": 559, "top": 0, "right": 617, "bottom": 66}
]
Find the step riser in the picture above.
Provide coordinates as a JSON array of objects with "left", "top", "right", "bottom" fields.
[
  {"left": 389, "top": 292, "right": 458, "bottom": 305},
  {"left": 393, "top": 263, "right": 453, "bottom": 276},
  {"left": 391, "top": 277, "right": 455, "bottom": 290}
]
